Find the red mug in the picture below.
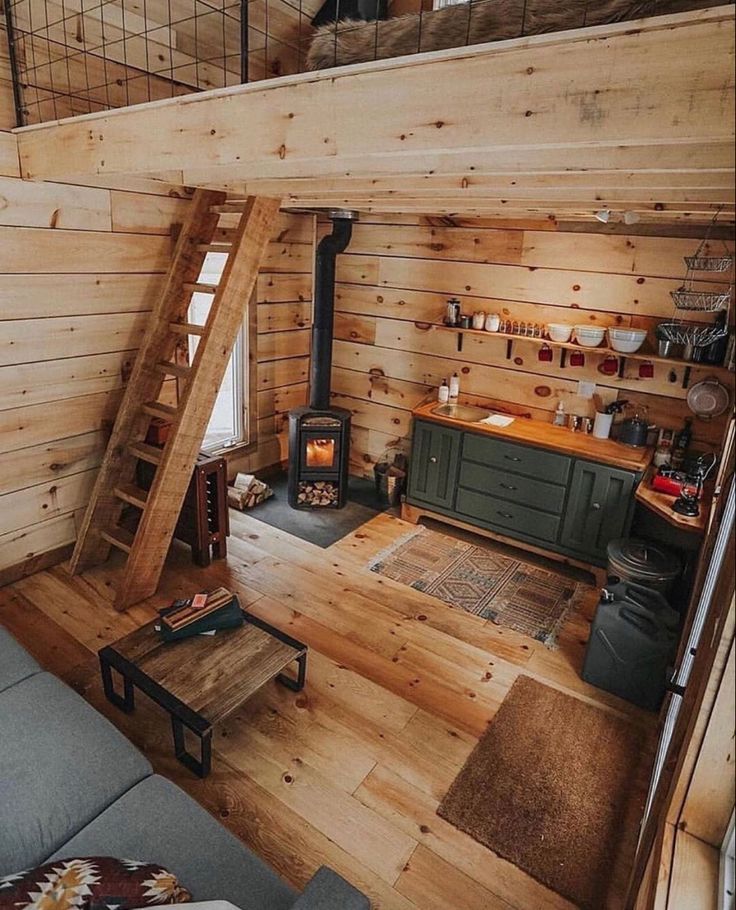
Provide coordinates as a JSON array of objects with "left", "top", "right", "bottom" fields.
[
  {"left": 599, "top": 355, "right": 619, "bottom": 376},
  {"left": 639, "top": 361, "right": 654, "bottom": 379},
  {"left": 570, "top": 350, "right": 585, "bottom": 367},
  {"left": 538, "top": 344, "right": 553, "bottom": 363}
]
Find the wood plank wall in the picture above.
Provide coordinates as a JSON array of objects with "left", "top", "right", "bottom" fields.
[
  {"left": 0, "top": 152, "right": 193, "bottom": 583},
  {"left": 0, "top": 165, "right": 313, "bottom": 581},
  {"left": 327, "top": 214, "right": 734, "bottom": 477},
  {"left": 229, "top": 209, "right": 314, "bottom": 476}
]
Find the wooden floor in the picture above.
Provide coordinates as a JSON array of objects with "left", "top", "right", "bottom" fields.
[{"left": 0, "top": 508, "right": 655, "bottom": 910}]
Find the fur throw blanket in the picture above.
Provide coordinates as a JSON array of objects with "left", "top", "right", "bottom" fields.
[{"left": 306, "top": 0, "right": 715, "bottom": 70}]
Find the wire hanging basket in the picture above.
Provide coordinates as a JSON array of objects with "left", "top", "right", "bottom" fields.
[
  {"left": 662, "top": 208, "right": 735, "bottom": 330},
  {"left": 684, "top": 255, "right": 734, "bottom": 272},
  {"left": 670, "top": 287, "right": 732, "bottom": 312},
  {"left": 657, "top": 321, "right": 729, "bottom": 348}
]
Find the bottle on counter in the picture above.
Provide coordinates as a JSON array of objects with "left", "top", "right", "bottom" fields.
[
  {"left": 553, "top": 401, "right": 566, "bottom": 427},
  {"left": 653, "top": 428, "right": 675, "bottom": 468},
  {"left": 671, "top": 418, "right": 693, "bottom": 469},
  {"left": 449, "top": 372, "right": 460, "bottom": 399},
  {"left": 438, "top": 379, "right": 450, "bottom": 404}
]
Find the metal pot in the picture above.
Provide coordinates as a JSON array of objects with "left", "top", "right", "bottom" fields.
[{"left": 619, "top": 416, "right": 651, "bottom": 447}]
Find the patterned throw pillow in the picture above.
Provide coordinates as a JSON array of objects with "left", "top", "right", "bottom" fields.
[{"left": 0, "top": 857, "right": 192, "bottom": 909}]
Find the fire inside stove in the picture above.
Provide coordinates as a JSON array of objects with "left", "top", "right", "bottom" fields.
[{"left": 305, "top": 437, "right": 336, "bottom": 469}]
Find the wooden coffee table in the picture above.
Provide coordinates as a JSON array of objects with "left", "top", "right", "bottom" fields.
[{"left": 98, "top": 609, "right": 307, "bottom": 777}]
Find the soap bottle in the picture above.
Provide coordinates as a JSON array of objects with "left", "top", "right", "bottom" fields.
[
  {"left": 438, "top": 379, "right": 450, "bottom": 403},
  {"left": 449, "top": 372, "right": 460, "bottom": 399},
  {"left": 553, "top": 401, "right": 566, "bottom": 427}
]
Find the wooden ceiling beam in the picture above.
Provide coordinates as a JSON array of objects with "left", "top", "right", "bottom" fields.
[{"left": 15, "top": 7, "right": 734, "bottom": 204}]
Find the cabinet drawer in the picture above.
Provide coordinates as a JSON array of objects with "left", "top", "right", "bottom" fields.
[
  {"left": 456, "top": 488, "right": 561, "bottom": 543},
  {"left": 459, "top": 461, "right": 567, "bottom": 514},
  {"left": 462, "top": 433, "right": 571, "bottom": 485}
]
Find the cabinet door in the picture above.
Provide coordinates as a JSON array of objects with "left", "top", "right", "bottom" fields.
[
  {"left": 407, "top": 421, "right": 461, "bottom": 510},
  {"left": 560, "top": 460, "right": 638, "bottom": 562}
]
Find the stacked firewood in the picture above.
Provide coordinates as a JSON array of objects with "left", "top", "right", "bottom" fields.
[
  {"left": 227, "top": 473, "right": 273, "bottom": 510},
  {"left": 298, "top": 481, "right": 338, "bottom": 507}
]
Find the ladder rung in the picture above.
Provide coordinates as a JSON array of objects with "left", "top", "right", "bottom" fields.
[
  {"left": 101, "top": 526, "right": 135, "bottom": 554},
  {"left": 155, "top": 360, "right": 191, "bottom": 379},
  {"left": 183, "top": 282, "right": 218, "bottom": 294},
  {"left": 196, "top": 243, "right": 232, "bottom": 253},
  {"left": 114, "top": 483, "right": 149, "bottom": 510},
  {"left": 169, "top": 322, "right": 206, "bottom": 337},
  {"left": 210, "top": 202, "right": 248, "bottom": 214},
  {"left": 128, "top": 442, "right": 162, "bottom": 465},
  {"left": 142, "top": 401, "right": 178, "bottom": 421}
]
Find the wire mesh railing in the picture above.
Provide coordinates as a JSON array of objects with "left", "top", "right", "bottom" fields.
[{"left": 4, "top": 0, "right": 246, "bottom": 123}]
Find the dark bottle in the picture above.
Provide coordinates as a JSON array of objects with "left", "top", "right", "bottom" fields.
[{"left": 671, "top": 418, "right": 693, "bottom": 470}]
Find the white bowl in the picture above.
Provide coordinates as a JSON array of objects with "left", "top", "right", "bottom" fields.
[
  {"left": 607, "top": 327, "right": 647, "bottom": 354},
  {"left": 547, "top": 323, "right": 573, "bottom": 343},
  {"left": 573, "top": 325, "right": 606, "bottom": 348}
]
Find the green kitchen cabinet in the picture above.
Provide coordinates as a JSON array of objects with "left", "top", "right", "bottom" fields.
[
  {"left": 559, "top": 459, "right": 639, "bottom": 562},
  {"left": 406, "top": 420, "right": 461, "bottom": 510}
]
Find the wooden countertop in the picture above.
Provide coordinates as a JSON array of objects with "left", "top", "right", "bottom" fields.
[
  {"left": 635, "top": 467, "right": 709, "bottom": 535},
  {"left": 413, "top": 399, "right": 654, "bottom": 473}
]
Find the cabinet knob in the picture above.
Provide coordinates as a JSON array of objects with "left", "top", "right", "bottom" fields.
[
  {"left": 500, "top": 483, "right": 517, "bottom": 491},
  {"left": 429, "top": 456, "right": 438, "bottom": 464},
  {"left": 497, "top": 511, "right": 514, "bottom": 519},
  {"left": 504, "top": 455, "right": 522, "bottom": 463},
  {"left": 591, "top": 502, "right": 601, "bottom": 510}
]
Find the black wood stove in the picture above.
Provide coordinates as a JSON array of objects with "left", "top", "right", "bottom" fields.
[{"left": 288, "top": 210, "right": 358, "bottom": 510}]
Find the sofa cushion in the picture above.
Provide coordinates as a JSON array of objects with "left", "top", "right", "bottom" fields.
[
  {"left": 0, "top": 673, "right": 152, "bottom": 875},
  {"left": 0, "top": 856, "right": 192, "bottom": 907},
  {"left": 47, "top": 776, "right": 297, "bottom": 910},
  {"left": 0, "top": 627, "right": 40, "bottom": 694}
]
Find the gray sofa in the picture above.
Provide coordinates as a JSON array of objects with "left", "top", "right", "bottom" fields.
[{"left": 0, "top": 626, "right": 369, "bottom": 909}]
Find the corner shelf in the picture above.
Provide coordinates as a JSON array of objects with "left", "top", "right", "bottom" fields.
[{"left": 429, "top": 323, "right": 734, "bottom": 388}]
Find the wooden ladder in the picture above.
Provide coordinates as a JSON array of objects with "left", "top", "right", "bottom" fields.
[{"left": 70, "top": 190, "right": 280, "bottom": 610}]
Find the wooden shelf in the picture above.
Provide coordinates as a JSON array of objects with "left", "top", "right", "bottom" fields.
[
  {"left": 635, "top": 467, "right": 709, "bottom": 535},
  {"left": 432, "top": 323, "right": 734, "bottom": 385}
]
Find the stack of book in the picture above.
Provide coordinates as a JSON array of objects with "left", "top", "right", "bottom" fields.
[{"left": 157, "top": 587, "right": 243, "bottom": 641}]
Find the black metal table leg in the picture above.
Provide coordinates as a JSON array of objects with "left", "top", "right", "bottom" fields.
[
  {"left": 277, "top": 650, "right": 307, "bottom": 692},
  {"left": 100, "top": 651, "right": 135, "bottom": 713},
  {"left": 171, "top": 714, "right": 212, "bottom": 778}
]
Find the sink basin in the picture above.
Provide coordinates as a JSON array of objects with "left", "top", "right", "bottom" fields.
[{"left": 431, "top": 403, "right": 492, "bottom": 422}]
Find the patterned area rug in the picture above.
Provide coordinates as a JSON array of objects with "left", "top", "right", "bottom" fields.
[{"left": 369, "top": 526, "right": 587, "bottom": 646}]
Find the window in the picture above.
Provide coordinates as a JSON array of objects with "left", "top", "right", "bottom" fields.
[{"left": 188, "top": 252, "right": 251, "bottom": 453}]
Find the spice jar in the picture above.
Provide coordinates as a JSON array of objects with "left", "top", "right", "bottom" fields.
[
  {"left": 485, "top": 313, "right": 500, "bottom": 332},
  {"left": 472, "top": 311, "right": 486, "bottom": 330}
]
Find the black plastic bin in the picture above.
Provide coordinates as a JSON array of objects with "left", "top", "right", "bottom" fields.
[{"left": 582, "top": 581, "right": 680, "bottom": 711}]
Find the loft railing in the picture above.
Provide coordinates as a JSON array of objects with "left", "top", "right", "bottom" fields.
[
  {"left": 3, "top": 0, "right": 718, "bottom": 125},
  {"left": 3, "top": 0, "right": 250, "bottom": 124}
]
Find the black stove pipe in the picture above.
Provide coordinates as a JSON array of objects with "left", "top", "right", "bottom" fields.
[{"left": 310, "top": 214, "right": 354, "bottom": 410}]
